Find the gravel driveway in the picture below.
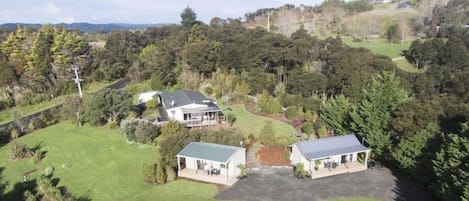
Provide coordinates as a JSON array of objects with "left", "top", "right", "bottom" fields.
[{"left": 216, "top": 167, "right": 434, "bottom": 201}]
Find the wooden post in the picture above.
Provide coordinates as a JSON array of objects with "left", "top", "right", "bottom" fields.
[
  {"left": 177, "top": 157, "right": 181, "bottom": 176},
  {"left": 365, "top": 151, "right": 369, "bottom": 169}
]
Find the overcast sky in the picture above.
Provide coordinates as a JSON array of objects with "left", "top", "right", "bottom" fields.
[{"left": 0, "top": 0, "right": 325, "bottom": 24}]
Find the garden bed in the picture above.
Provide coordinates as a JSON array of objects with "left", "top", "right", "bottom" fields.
[{"left": 257, "top": 146, "right": 291, "bottom": 166}]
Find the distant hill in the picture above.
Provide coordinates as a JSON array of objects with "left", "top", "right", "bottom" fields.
[{"left": 0, "top": 23, "right": 170, "bottom": 33}]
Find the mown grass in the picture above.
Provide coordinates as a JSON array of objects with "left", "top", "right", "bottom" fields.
[
  {"left": 0, "top": 123, "right": 218, "bottom": 201},
  {"left": 393, "top": 58, "right": 426, "bottom": 73},
  {"left": 342, "top": 38, "right": 410, "bottom": 59},
  {"left": 0, "top": 81, "right": 116, "bottom": 125},
  {"left": 222, "top": 104, "right": 296, "bottom": 138}
]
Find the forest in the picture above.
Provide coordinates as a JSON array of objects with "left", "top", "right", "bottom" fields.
[{"left": 0, "top": 1, "right": 467, "bottom": 201}]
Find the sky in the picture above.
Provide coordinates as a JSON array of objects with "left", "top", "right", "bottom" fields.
[{"left": 0, "top": 0, "right": 325, "bottom": 24}]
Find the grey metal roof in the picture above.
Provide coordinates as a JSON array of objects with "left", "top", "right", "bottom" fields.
[
  {"left": 295, "top": 134, "right": 369, "bottom": 160},
  {"left": 177, "top": 142, "right": 243, "bottom": 163},
  {"left": 159, "top": 90, "right": 216, "bottom": 109}
]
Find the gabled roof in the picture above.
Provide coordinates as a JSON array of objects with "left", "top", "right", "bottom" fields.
[
  {"left": 294, "top": 134, "right": 369, "bottom": 160},
  {"left": 177, "top": 142, "right": 243, "bottom": 163},
  {"left": 159, "top": 90, "right": 217, "bottom": 109}
]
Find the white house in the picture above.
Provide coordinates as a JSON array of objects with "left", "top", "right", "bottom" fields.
[
  {"left": 157, "top": 90, "right": 223, "bottom": 127},
  {"left": 176, "top": 142, "right": 246, "bottom": 185},
  {"left": 137, "top": 91, "right": 160, "bottom": 105},
  {"left": 290, "top": 134, "right": 371, "bottom": 179}
]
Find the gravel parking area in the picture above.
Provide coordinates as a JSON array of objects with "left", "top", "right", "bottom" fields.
[{"left": 216, "top": 167, "right": 434, "bottom": 201}]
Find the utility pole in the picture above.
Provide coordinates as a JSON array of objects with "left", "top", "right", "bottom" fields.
[{"left": 72, "top": 66, "right": 83, "bottom": 98}]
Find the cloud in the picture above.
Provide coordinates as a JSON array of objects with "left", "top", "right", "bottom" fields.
[
  {"left": 59, "top": 16, "right": 75, "bottom": 23},
  {"left": 46, "top": 2, "right": 60, "bottom": 15}
]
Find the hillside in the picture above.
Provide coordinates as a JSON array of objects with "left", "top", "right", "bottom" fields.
[
  {"left": 242, "top": 0, "right": 450, "bottom": 39},
  {"left": 0, "top": 22, "right": 169, "bottom": 33}
]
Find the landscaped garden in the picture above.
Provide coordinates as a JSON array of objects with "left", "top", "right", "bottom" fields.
[
  {"left": 223, "top": 104, "right": 296, "bottom": 138},
  {"left": 0, "top": 123, "right": 218, "bottom": 201}
]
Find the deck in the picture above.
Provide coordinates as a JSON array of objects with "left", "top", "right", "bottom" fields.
[
  {"left": 311, "top": 162, "right": 367, "bottom": 179},
  {"left": 178, "top": 168, "right": 238, "bottom": 185}
]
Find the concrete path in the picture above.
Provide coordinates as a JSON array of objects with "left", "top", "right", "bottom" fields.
[
  {"left": 246, "top": 142, "right": 262, "bottom": 169},
  {"left": 216, "top": 167, "right": 434, "bottom": 201}
]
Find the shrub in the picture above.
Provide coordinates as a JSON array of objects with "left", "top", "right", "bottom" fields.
[
  {"left": 294, "top": 163, "right": 310, "bottom": 179},
  {"left": 203, "top": 86, "right": 213, "bottom": 95},
  {"left": 166, "top": 166, "right": 177, "bottom": 182},
  {"left": 225, "top": 112, "right": 236, "bottom": 126},
  {"left": 156, "top": 161, "right": 167, "bottom": 184},
  {"left": 318, "top": 125, "right": 328, "bottom": 138},
  {"left": 142, "top": 163, "right": 157, "bottom": 184},
  {"left": 120, "top": 119, "right": 160, "bottom": 144},
  {"left": 304, "top": 111, "right": 318, "bottom": 123},
  {"left": 302, "top": 122, "right": 314, "bottom": 135},
  {"left": 33, "top": 150, "right": 43, "bottom": 164},
  {"left": 28, "top": 117, "right": 46, "bottom": 130},
  {"left": 10, "top": 143, "right": 33, "bottom": 160},
  {"left": 259, "top": 121, "right": 275, "bottom": 146},
  {"left": 196, "top": 127, "right": 246, "bottom": 147},
  {"left": 258, "top": 90, "right": 282, "bottom": 114},
  {"left": 237, "top": 164, "right": 247, "bottom": 178},
  {"left": 285, "top": 106, "right": 299, "bottom": 119},
  {"left": 145, "top": 99, "right": 158, "bottom": 110}
]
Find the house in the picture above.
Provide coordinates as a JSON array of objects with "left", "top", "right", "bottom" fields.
[
  {"left": 176, "top": 142, "right": 246, "bottom": 185},
  {"left": 137, "top": 91, "right": 160, "bottom": 105},
  {"left": 157, "top": 90, "right": 223, "bottom": 127},
  {"left": 397, "top": 1, "right": 411, "bottom": 9},
  {"left": 290, "top": 134, "right": 371, "bottom": 179}
]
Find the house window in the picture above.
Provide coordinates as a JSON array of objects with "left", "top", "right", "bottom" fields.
[{"left": 220, "top": 164, "right": 226, "bottom": 169}]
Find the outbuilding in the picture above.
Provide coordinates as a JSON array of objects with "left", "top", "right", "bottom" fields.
[
  {"left": 290, "top": 134, "right": 371, "bottom": 179},
  {"left": 177, "top": 142, "right": 246, "bottom": 185}
]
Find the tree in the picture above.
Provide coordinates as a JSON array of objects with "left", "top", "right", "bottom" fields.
[
  {"left": 320, "top": 95, "right": 352, "bottom": 135},
  {"left": 139, "top": 44, "right": 176, "bottom": 85},
  {"left": 432, "top": 125, "right": 469, "bottom": 201},
  {"left": 392, "top": 123, "right": 440, "bottom": 170},
  {"left": 386, "top": 23, "right": 400, "bottom": 43},
  {"left": 26, "top": 24, "right": 54, "bottom": 76},
  {"left": 157, "top": 121, "right": 192, "bottom": 168},
  {"left": 259, "top": 120, "right": 276, "bottom": 146},
  {"left": 81, "top": 88, "right": 133, "bottom": 126},
  {"left": 350, "top": 72, "right": 410, "bottom": 158},
  {"left": 181, "top": 6, "right": 197, "bottom": 29}
]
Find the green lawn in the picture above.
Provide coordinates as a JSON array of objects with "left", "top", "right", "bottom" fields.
[
  {"left": 393, "top": 57, "right": 426, "bottom": 73},
  {"left": 0, "top": 81, "right": 116, "bottom": 125},
  {"left": 223, "top": 104, "right": 296, "bottom": 138},
  {"left": 0, "top": 123, "right": 218, "bottom": 201},
  {"left": 343, "top": 38, "right": 410, "bottom": 59}
]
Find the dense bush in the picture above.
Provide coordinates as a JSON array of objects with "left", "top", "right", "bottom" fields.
[
  {"left": 145, "top": 99, "right": 158, "bottom": 110},
  {"left": 120, "top": 119, "right": 161, "bottom": 144},
  {"left": 225, "top": 112, "right": 237, "bottom": 126},
  {"left": 142, "top": 161, "right": 171, "bottom": 185},
  {"left": 10, "top": 143, "right": 33, "bottom": 160},
  {"left": 302, "top": 122, "right": 314, "bottom": 135},
  {"left": 285, "top": 106, "right": 301, "bottom": 120},
  {"left": 258, "top": 91, "right": 282, "bottom": 114},
  {"left": 191, "top": 127, "right": 246, "bottom": 147},
  {"left": 258, "top": 120, "right": 295, "bottom": 147},
  {"left": 81, "top": 88, "right": 133, "bottom": 126}
]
